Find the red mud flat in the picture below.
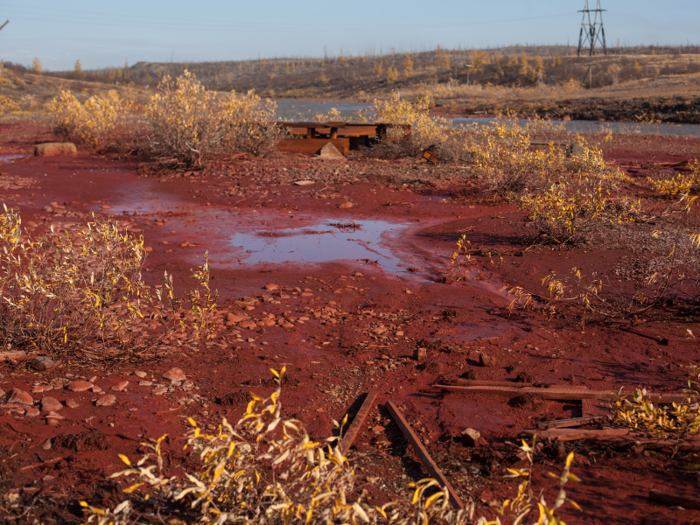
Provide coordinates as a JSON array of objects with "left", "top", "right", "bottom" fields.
[{"left": 1, "top": 121, "right": 700, "bottom": 523}]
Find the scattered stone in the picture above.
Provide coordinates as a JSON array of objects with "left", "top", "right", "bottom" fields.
[
  {"left": 461, "top": 428, "right": 481, "bottom": 447},
  {"left": 163, "top": 367, "right": 186, "bottom": 382},
  {"left": 8, "top": 389, "right": 33, "bottom": 406},
  {"left": 414, "top": 347, "right": 428, "bottom": 361},
  {"left": 31, "top": 385, "right": 53, "bottom": 393},
  {"left": 45, "top": 411, "right": 65, "bottom": 423},
  {"left": 226, "top": 314, "right": 247, "bottom": 324},
  {"left": 30, "top": 355, "right": 56, "bottom": 371},
  {"left": 0, "top": 388, "right": 4, "bottom": 398},
  {"left": 404, "top": 289, "right": 414, "bottom": 294},
  {"left": 91, "top": 385, "right": 102, "bottom": 393},
  {"left": 34, "top": 142, "right": 77, "bottom": 157},
  {"left": 139, "top": 381, "right": 153, "bottom": 387},
  {"left": 293, "top": 180, "right": 315, "bottom": 186},
  {"left": 26, "top": 407, "right": 40, "bottom": 417},
  {"left": 461, "top": 369, "right": 477, "bottom": 380},
  {"left": 510, "top": 393, "right": 546, "bottom": 410},
  {"left": 42, "top": 439, "right": 52, "bottom": 450},
  {"left": 319, "top": 142, "right": 345, "bottom": 159},
  {"left": 479, "top": 353, "right": 497, "bottom": 368},
  {"left": 40, "top": 397, "right": 63, "bottom": 413},
  {"left": 372, "top": 426, "right": 385, "bottom": 433},
  {"left": 54, "top": 430, "right": 110, "bottom": 452},
  {"left": 96, "top": 395, "right": 116, "bottom": 407},
  {"left": 65, "top": 399, "right": 79, "bottom": 409},
  {"left": 67, "top": 380, "right": 93, "bottom": 392},
  {"left": 264, "top": 283, "right": 280, "bottom": 291},
  {"left": 153, "top": 386, "right": 168, "bottom": 396},
  {"left": 515, "top": 371, "right": 535, "bottom": 383},
  {"left": 134, "top": 371, "right": 148, "bottom": 378},
  {"left": 111, "top": 381, "right": 129, "bottom": 392},
  {"left": 338, "top": 202, "right": 354, "bottom": 209}
]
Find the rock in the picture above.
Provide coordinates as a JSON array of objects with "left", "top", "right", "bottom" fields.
[
  {"left": 293, "top": 180, "right": 315, "bottom": 186},
  {"left": 31, "top": 385, "right": 53, "bottom": 393},
  {"left": 163, "top": 367, "right": 186, "bottom": 382},
  {"left": 40, "top": 397, "right": 63, "bottom": 413},
  {"left": 515, "top": 371, "right": 535, "bottom": 383},
  {"left": 111, "top": 381, "right": 129, "bottom": 392},
  {"left": 42, "top": 439, "right": 52, "bottom": 450},
  {"left": 91, "top": 385, "right": 102, "bottom": 393},
  {"left": 152, "top": 386, "right": 168, "bottom": 396},
  {"left": 26, "top": 407, "right": 40, "bottom": 417},
  {"left": 414, "top": 348, "right": 428, "bottom": 361},
  {"left": 96, "top": 395, "right": 116, "bottom": 407},
  {"left": 67, "top": 380, "right": 93, "bottom": 392},
  {"left": 30, "top": 355, "right": 56, "bottom": 371},
  {"left": 461, "top": 428, "right": 481, "bottom": 447},
  {"left": 139, "top": 381, "right": 153, "bottom": 386},
  {"left": 0, "top": 388, "right": 4, "bottom": 398},
  {"left": 34, "top": 142, "right": 77, "bottom": 157},
  {"left": 226, "top": 314, "right": 247, "bottom": 324},
  {"left": 45, "top": 411, "right": 64, "bottom": 420},
  {"left": 8, "top": 389, "right": 33, "bottom": 406},
  {"left": 338, "top": 202, "right": 354, "bottom": 209},
  {"left": 65, "top": 399, "right": 79, "bottom": 409},
  {"left": 318, "top": 142, "right": 345, "bottom": 159},
  {"left": 372, "top": 426, "right": 385, "bottom": 433},
  {"left": 479, "top": 353, "right": 496, "bottom": 367},
  {"left": 134, "top": 371, "right": 148, "bottom": 378},
  {"left": 264, "top": 283, "right": 280, "bottom": 291}
]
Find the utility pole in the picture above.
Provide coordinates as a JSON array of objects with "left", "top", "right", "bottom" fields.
[{"left": 577, "top": 1, "right": 607, "bottom": 56}]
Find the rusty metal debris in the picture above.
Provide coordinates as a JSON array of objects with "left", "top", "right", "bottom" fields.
[
  {"left": 339, "top": 390, "right": 378, "bottom": 455},
  {"left": 386, "top": 401, "right": 464, "bottom": 510},
  {"left": 277, "top": 121, "right": 411, "bottom": 156}
]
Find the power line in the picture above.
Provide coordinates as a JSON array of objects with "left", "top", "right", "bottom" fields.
[{"left": 577, "top": 0, "right": 607, "bottom": 56}]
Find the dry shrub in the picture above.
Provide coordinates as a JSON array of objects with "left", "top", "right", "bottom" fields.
[
  {"left": 145, "top": 70, "right": 220, "bottom": 167},
  {"left": 0, "top": 207, "right": 218, "bottom": 355},
  {"left": 146, "top": 70, "right": 284, "bottom": 167},
  {"left": 48, "top": 90, "right": 129, "bottom": 149},
  {"left": 648, "top": 160, "right": 700, "bottom": 197},
  {"left": 0, "top": 94, "right": 19, "bottom": 114},
  {"left": 610, "top": 366, "right": 700, "bottom": 439},
  {"left": 220, "top": 89, "right": 286, "bottom": 156},
  {"left": 81, "top": 369, "right": 580, "bottom": 525}
]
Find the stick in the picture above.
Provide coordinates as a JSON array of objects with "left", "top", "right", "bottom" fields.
[
  {"left": 437, "top": 385, "right": 689, "bottom": 404},
  {"left": 20, "top": 456, "right": 66, "bottom": 471},
  {"left": 649, "top": 490, "right": 700, "bottom": 510},
  {"left": 339, "top": 390, "right": 378, "bottom": 455},
  {"left": 386, "top": 401, "right": 464, "bottom": 510}
]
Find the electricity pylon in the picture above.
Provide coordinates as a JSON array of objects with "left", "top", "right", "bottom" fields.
[{"left": 577, "top": 1, "right": 607, "bottom": 56}]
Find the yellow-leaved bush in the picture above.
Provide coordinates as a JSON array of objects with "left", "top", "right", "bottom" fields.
[
  {"left": 81, "top": 369, "right": 580, "bottom": 525},
  {"left": 0, "top": 207, "right": 218, "bottom": 354},
  {"left": 146, "top": 70, "right": 285, "bottom": 167},
  {"left": 48, "top": 90, "right": 128, "bottom": 149}
]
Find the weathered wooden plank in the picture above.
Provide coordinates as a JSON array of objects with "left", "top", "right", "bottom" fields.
[
  {"left": 386, "top": 401, "right": 464, "bottom": 510},
  {"left": 537, "top": 415, "right": 606, "bottom": 430},
  {"left": 523, "top": 428, "right": 700, "bottom": 449},
  {"left": 339, "top": 390, "right": 378, "bottom": 455},
  {"left": 438, "top": 385, "right": 688, "bottom": 404},
  {"left": 277, "top": 138, "right": 349, "bottom": 156}
]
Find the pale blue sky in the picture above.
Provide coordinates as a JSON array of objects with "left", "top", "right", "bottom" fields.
[{"left": 0, "top": 1, "right": 698, "bottom": 71}]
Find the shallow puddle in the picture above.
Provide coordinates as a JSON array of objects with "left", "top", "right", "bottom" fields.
[
  {"left": 228, "top": 218, "right": 408, "bottom": 271},
  {"left": 0, "top": 154, "right": 27, "bottom": 163}
]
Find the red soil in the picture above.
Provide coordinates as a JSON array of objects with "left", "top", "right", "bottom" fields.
[{"left": 1, "top": 121, "right": 700, "bottom": 523}]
